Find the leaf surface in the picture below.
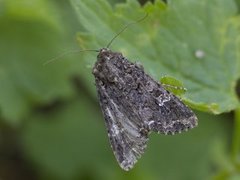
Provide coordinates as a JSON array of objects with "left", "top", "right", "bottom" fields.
[{"left": 72, "top": 0, "right": 240, "bottom": 114}]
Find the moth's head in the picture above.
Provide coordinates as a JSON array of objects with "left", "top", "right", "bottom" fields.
[
  {"left": 97, "top": 48, "right": 112, "bottom": 60},
  {"left": 97, "top": 48, "right": 123, "bottom": 61}
]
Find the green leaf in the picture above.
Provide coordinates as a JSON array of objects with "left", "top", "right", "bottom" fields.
[
  {"left": 71, "top": 0, "right": 240, "bottom": 114},
  {"left": 229, "top": 174, "right": 240, "bottom": 180},
  {"left": 1, "top": 0, "right": 60, "bottom": 29},
  {"left": 21, "top": 96, "right": 109, "bottom": 179},
  {"left": 160, "top": 76, "right": 187, "bottom": 96},
  {"left": 21, "top": 94, "right": 153, "bottom": 180},
  {"left": 21, "top": 96, "right": 231, "bottom": 179},
  {"left": 140, "top": 112, "right": 231, "bottom": 180},
  {"left": 0, "top": 0, "right": 81, "bottom": 124},
  {"left": 236, "top": 0, "right": 240, "bottom": 12}
]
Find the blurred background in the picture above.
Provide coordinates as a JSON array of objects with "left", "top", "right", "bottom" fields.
[{"left": 0, "top": 0, "right": 239, "bottom": 180}]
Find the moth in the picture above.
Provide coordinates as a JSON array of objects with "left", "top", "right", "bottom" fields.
[
  {"left": 42, "top": 12, "right": 198, "bottom": 170},
  {"left": 92, "top": 48, "right": 198, "bottom": 171}
]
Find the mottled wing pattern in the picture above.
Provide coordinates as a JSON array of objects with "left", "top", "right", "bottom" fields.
[
  {"left": 138, "top": 74, "right": 198, "bottom": 135},
  {"left": 95, "top": 81, "right": 149, "bottom": 171},
  {"left": 93, "top": 48, "right": 198, "bottom": 171}
]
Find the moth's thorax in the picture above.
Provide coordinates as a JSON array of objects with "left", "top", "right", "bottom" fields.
[{"left": 92, "top": 48, "right": 126, "bottom": 80}]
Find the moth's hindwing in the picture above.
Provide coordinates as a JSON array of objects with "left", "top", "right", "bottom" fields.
[{"left": 93, "top": 48, "right": 198, "bottom": 170}]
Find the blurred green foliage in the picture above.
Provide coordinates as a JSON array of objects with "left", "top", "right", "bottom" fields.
[{"left": 0, "top": 0, "right": 240, "bottom": 180}]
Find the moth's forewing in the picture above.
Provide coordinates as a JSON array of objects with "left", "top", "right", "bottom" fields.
[{"left": 93, "top": 48, "right": 148, "bottom": 170}]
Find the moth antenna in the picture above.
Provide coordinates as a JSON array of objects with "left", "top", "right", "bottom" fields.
[
  {"left": 106, "top": 13, "right": 148, "bottom": 48},
  {"left": 44, "top": 14, "right": 148, "bottom": 66},
  {"left": 43, "top": 49, "right": 99, "bottom": 66}
]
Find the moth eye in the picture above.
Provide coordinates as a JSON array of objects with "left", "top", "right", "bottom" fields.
[{"left": 102, "top": 53, "right": 111, "bottom": 60}]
